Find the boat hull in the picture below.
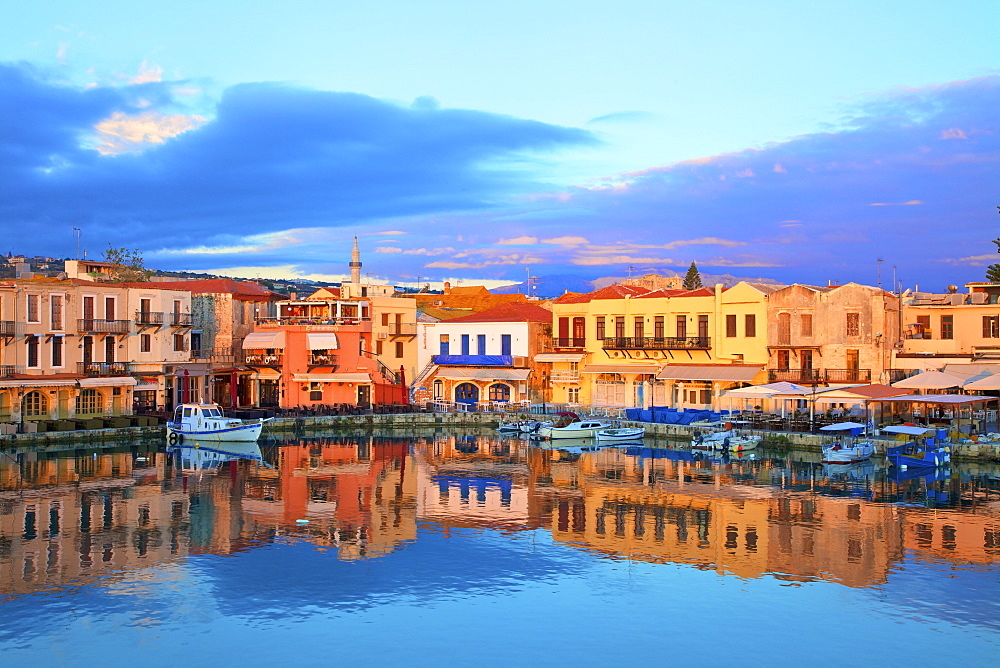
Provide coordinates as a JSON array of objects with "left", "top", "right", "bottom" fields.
[
  {"left": 821, "top": 442, "right": 875, "bottom": 464},
  {"left": 596, "top": 428, "right": 645, "bottom": 442},
  {"left": 167, "top": 421, "right": 264, "bottom": 442},
  {"left": 535, "top": 422, "right": 609, "bottom": 439}
]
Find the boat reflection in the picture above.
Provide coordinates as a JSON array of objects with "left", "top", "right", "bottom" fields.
[{"left": 167, "top": 440, "right": 264, "bottom": 472}]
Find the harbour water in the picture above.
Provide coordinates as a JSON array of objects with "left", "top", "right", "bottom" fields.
[{"left": 1, "top": 430, "right": 998, "bottom": 665}]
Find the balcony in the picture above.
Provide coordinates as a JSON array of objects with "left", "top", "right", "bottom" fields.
[
  {"left": 77, "top": 362, "right": 134, "bottom": 377},
  {"left": 135, "top": 311, "right": 165, "bottom": 326},
  {"left": 170, "top": 313, "right": 193, "bottom": 327},
  {"left": 257, "top": 316, "right": 369, "bottom": 327},
  {"left": 0, "top": 365, "right": 24, "bottom": 378},
  {"left": 602, "top": 336, "right": 711, "bottom": 351},
  {"left": 550, "top": 370, "right": 581, "bottom": 383},
  {"left": 78, "top": 319, "right": 132, "bottom": 334},
  {"left": 191, "top": 347, "right": 238, "bottom": 364},
  {"left": 553, "top": 337, "right": 586, "bottom": 349},
  {"left": 308, "top": 352, "right": 338, "bottom": 367},
  {"left": 768, "top": 368, "right": 823, "bottom": 384},
  {"left": 824, "top": 368, "right": 872, "bottom": 383},
  {"left": 0, "top": 321, "right": 18, "bottom": 336},
  {"left": 245, "top": 352, "right": 284, "bottom": 367},
  {"left": 387, "top": 322, "right": 417, "bottom": 336}
]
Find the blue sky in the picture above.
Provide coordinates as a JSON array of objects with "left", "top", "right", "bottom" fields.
[{"left": 1, "top": 1, "right": 997, "bottom": 290}]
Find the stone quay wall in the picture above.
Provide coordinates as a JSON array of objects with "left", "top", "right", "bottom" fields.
[{"left": 1, "top": 412, "right": 998, "bottom": 462}]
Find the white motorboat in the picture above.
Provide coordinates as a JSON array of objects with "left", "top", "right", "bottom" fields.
[
  {"left": 533, "top": 412, "right": 610, "bottom": 440},
  {"left": 595, "top": 426, "right": 645, "bottom": 442},
  {"left": 819, "top": 422, "right": 876, "bottom": 464},
  {"left": 167, "top": 402, "right": 269, "bottom": 443},
  {"left": 690, "top": 421, "right": 760, "bottom": 451}
]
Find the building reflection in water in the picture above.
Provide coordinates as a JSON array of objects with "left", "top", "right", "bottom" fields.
[{"left": 1, "top": 434, "right": 998, "bottom": 599}]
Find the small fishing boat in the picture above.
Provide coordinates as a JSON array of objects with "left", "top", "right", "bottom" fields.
[
  {"left": 819, "top": 422, "right": 876, "bottom": 464},
  {"left": 497, "top": 419, "right": 544, "bottom": 434},
  {"left": 167, "top": 402, "right": 269, "bottom": 443},
  {"left": 690, "top": 421, "right": 760, "bottom": 451},
  {"left": 595, "top": 425, "right": 645, "bottom": 442},
  {"left": 882, "top": 425, "right": 951, "bottom": 469},
  {"left": 533, "top": 412, "right": 610, "bottom": 440}
]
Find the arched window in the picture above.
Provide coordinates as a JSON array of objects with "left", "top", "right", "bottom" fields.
[
  {"left": 488, "top": 383, "right": 510, "bottom": 402},
  {"left": 23, "top": 390, "right": 48, "bottom": 417},
  {"left": 76, "top": 389, "right": 104, "bottom": 415},
  {"left": 433, "top": 379, "right": 443, "bottom": 399},
  {"left": 455, "top": 383, "right": 479, "bottom": 405}
]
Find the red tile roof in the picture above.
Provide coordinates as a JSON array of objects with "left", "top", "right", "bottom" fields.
[
  {"left": 120, "top": 278, "right": 283, "bottom": 300},
  {"left": 554, "top": 284, "right": 650, "bottom": 304},
  {"left": 443, "top": 302, "right": 552, "bottom": 323}
]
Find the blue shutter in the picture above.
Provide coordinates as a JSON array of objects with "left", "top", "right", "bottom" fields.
[
  {"left": 477, "top": 334, "right": 486, "bottom": 355},
  {"left": 461, "top": 334, "right": 470, "bottom": 355},
  {"left": 501, "top": 334, "right": 512, "bottom": 356}
]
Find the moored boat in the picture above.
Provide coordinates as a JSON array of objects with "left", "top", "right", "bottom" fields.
[
  {"left": 819, "top": 422, "right": 876, "bottom": 464},
  {"left": 167, "top": 402, "right": 269, "bottom": 443},
  {"left": 690, "top": 421, "right": 760, "bottom": 451},
  {"left": 595, "top": 425, "right": 645, "bottom": 442},
  {"left": 882, "top": 425, "right": 951, "bottom": 469},
  {"left": 533, "top": 412, "right": 610, "bottom": 439}
]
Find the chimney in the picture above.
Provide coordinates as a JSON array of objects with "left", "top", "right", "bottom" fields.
[
  {"left": 289, "top": 291, "right": 297, "bottom": 300},
  {"left": 443, "top": 281, "right": 451, "bottom": 294}
]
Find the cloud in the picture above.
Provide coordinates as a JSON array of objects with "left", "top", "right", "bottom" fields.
[
  {"left": 373, "top": 230, "right": 405, "bottom": 236},
  {"left": 497, "top": 235, "right": 538, "bottom": 245},
  {"left": 572, "top": 255, "right": 676, "bottom": 266},
  {"left": 586, "top": 111, "right": 656, "bottom": 125},
  {"left": 93, "top": 110, "right": 206, "bottom": 154},
  {"left": 540, "top": 236, "right": 589, "bottom": 246}
]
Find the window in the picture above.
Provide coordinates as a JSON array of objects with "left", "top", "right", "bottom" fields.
[
  {"left": 654, "top": 316, "right": 664, "bottom": 338},
  {"left": 174, "top": 333, "right": 186, "bottom": 352},
  {"left": 776, "top": 312, "right": 791, "bottom": 345},
  {"left": 915, "top": 315, "right": 931, "bottom": 338},
  {"left": 190, "top": 331, "right": 201, "bottom": 352},
  {"left": 376, "top": 340, "right": 383, "bottom": 355},
  {"left": 776, "top": 349, "right": 790, "bottom": 370},
  {"left": 745, "top": 314, "right": 756, "bottom": 338},
  {"left": 941, "top": 315, "right": 954, "bottom": 340},
  {"left": 801, "top": 314, "right": 813, "bottom": 337},
  {"left": 676, "top": 315, "right": 687, "bottom": 339},
  {"left": 596, "top": 316, "right": 606, "bottom": 341},
  {"left": 846, "top": 313, "right": 860, "bottom": 337},
  {"left": 700, "top": 389, "right": 712, "bottom": 405},
  {"left": 572, "top": 317, "right": 585, "bottom": 342},
  {"left": 26, "top": 335, "right": 39, "bottom": 368},
  {"left": 698, "top": 315, "right": 709, "bottom": 339},
  {"left": 309, "top": 382, "right": 323, "bottom": 402},
  {"left": 51, "top": 336, "right": 63, "bottom": 367},
  {"left": 105, "top": 336, "right": 115, "bottom": 363},
  {"left": 433, "top": 380, "right": 443, "bottom": 399},
  {"left": 439, "top": 334, "right": 450, "bottom": 355},
  {"left": 395, "top": 341, "right": 404, "bottom": 358},
  {"left": 140, "top": 334, "right": 151, "bottom": 353},
  {"left": 634, "top": 317, "right": 644, "bottom": 339},
  {"left": 76, "top": 389, "right": 103, "bottom": 414},
  {"left": 488, "top": 383, "right": 511, "bottom": 402},
  {"left": 615, "top": 317, "right": 625, "bottom": 338},
  {"left": 558, "top": 317, "right": 569, "bottom": 342},
  {"left": 104, "top": 297, "right": 115, "bottom": 321},
  {"left": 501, "top": 334, "right": 512, "bottom": 356},
  {"left": 726, "top": 314, "right": 737, "bottom": 337},
  {"left": 984, "top": 315, "right": 1000, "bottom": 339},
  {"left": 23, "top": 391, "right": 47, "bottom": 417},
  {"left": 381, "top": 313, "right": 390, "bottom": 326},
  {"left": 477, "top": 334, "right": 486, "bottom": 355},
  {"left": 461, "top": 334, "right": 470, "bottom": 355},
  {"left": 27, "top": 294, "right": 40, "bottom": 323},
  {"left": 50, "top": 295, "right": 63, "bottom": 330},
  {"left": 567, "top": 387, "right": 580, "bottom": 403}
]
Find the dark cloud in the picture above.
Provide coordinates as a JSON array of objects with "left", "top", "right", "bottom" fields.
[{"left": 0, "top": 62, "right": 594, "bottom": 258}]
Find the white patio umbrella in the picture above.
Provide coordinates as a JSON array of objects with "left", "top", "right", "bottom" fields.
[
  {"left": 962, "top": 373, "right": 1000, "bottom": 390},
  {"left": 891, "top": 370, "right": 965, "bottom": 390}
]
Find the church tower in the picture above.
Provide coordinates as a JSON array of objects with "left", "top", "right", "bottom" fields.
[{"left": 350, "top": 236, "right": 362, "bottom": 284}]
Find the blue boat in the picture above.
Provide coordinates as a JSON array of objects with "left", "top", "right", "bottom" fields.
[{"left": 881, "top": 425, "right": 951, "bottom": 469}]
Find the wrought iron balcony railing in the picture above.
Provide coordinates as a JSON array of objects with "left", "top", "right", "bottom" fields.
[
  {"left": 135, "top": 311, "right": 165, "bottom": 326},
  {"left": 170, "top": 313, "right": 193, "bottom": 327},
  {"left": 602, "top": 336, "right": 711, "bottom": 350},
  {"left": 78, "top": 319, "right": 132, "bottom": 334},
  {"left": 553, "top": 337, "right": 587, "bottom": 348},
  {"left": 308, "top": 353, "right": 338, "bottom": 366},
  {"left": 0, "top": 365, "right": 24, "bottom": 378},
  {"left": 0, "top": 321, "right": 18, "bottom": 336},
  {"left": 824, "top": 368, "right": 872, "bottom": 383},
  {"left": 77, "top": 362, "right": 134, "bottom": 377},
  {"left": 768, "top": 368, "right": 823, "bottom": 384}
]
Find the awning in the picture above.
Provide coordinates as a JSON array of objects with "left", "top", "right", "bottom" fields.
[
  {"left": 242, "top": 331, "right": 286, "bottom": 349},
  {"left": 534, "top": 353, "right": 587, "bottom": 362},
  {"left": 435, "top": 368, "right": 530, "bottom": 381},
  {"left": 292, "top": 372, "right": 372, "bottom": 383},
  {"left": 871, "top": 394, "right": 997, "bottom": 405},
  {"left": 582, "top": 364, "right": 660, "bottom": 375},
  {"left": 254, "top": 369, "right": 281, "bottom": 379},
  {"left": 78, "top": 377, "right": 139, "bottom": 388},
  {"left": 891, "top": 370, "right": 965, "bottom": 389},
  {"left": 306, "top": 332, "right": 339, "bottom": 350},
  {"left": 655, "top": 365, "right": 763, "bottom": 382}
]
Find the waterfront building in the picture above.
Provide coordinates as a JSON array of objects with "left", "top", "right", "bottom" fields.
[
  {"left": 414, "top": 282, "right": 531, "bottom": 321},
  {"left": 543, "top": 282, "right": 775, "bottom": 410},
  {"left": 412, "top": 302, "right": 553, "bottom": 408},
  {"left": 243, "top": 292, "right": 407, "bottom": 409},
  {"left": 339, "top": 282, "right": 419, "bottom": 396},
  {"left": 766, "top": 283, "right": 901, "bottom": 386}
]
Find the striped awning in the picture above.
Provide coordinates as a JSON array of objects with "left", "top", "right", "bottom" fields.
[
  {"left": 242, "top": 331, "right": 286, "bottom": 349},
  {"left": 306, "top": 332, "right": 339, "bottom": 350},
  {"left": 655, "top": 365, "right": 764, "bottom": 382}
]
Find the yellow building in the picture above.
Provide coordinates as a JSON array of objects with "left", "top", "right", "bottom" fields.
[{"left": 541, "top": 282, "right": 776, "bottom": 410}]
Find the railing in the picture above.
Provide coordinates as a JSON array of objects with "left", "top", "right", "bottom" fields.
[
  {"left": 550, "top": 370, "right": 581, "bottom": 382},
  {"left": 886, "top": 368, "right": 911, "bottom": 384},
  {"left": 191, "top": 347, "right": 237, "bottom": 363},
  {"left": 245, "top": 353, "right": 284, "bottom": 366},
  {"left": 824, "top": 368, "right": 871, "bottom": 383},
  {"left": 0, "top": 321, "right": 18, "bottom": 336},
  {"left": 387, "top": 323, "right": 417, "bottom": 336},
  {"left": 170, "top": 313, "right": 193, "bottom": 327},
  {"left": 78, "top": 319, "right": 132, "bottom": 334},
  {"left": 308, "top": 353, "right": 338, "bottom": 366},
  {"left": 257, "top": 316, "right": 370, "bottom": 327},
  {"left": 77, "top": 362, "right": 133, "bottom": 377},
  {"left": 768, "top": 368, "right": 823, "bottom": 383},
  {"left": 602, "top": 336, "right": 711, "bottom": 350},
  {"left": 0, "top": 365, "right": 24, "bottom": 378},
  {"left": 374, "top": 358, "right": 401, "bottom": 385},
  {"left": 135, "top": 311, "right": 165, "bottom": 326},
  {"left": 553, "top": 337, "right": 586, "bottom": 348}
]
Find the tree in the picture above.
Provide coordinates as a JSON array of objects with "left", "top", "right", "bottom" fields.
[
  {"left": 988, "top": 209, "right": 1000, "bottom": 282},
  {"left": 102, "top": 245, "right": 152, "bottom": 283},
  {"left": 682, "top": 261, "right": 702, "bottom": 289}
]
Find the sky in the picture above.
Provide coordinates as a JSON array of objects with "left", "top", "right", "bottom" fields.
[{"left": 1, "top": 1, "right": 998, "bottom": 292}]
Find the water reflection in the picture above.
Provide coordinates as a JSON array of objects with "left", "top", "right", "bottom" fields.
[{"left": 1, "top": 432, "right": 998, "bottom": 604}]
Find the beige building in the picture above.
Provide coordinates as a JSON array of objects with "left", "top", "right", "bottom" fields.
[{"left": 766, "top": 283, "right": 900, "bottom": 386}]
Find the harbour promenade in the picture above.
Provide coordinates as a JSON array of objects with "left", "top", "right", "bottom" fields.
[{"left": 2, "top": 405, "right": 1000, "bottom": 463}]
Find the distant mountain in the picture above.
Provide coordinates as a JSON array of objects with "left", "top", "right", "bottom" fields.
[
  {"left": 593, "top": 272, "right": 783, "bottom": 289},
  {"left": 490, "top": 275, "right": 599, "bottom": 298}
]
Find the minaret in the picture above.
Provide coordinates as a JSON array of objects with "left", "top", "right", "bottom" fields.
[{"left": 350, "top": 236, "right": 362, "bottom": 284}]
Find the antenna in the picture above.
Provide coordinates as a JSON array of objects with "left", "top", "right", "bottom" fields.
[{"left": 876, "top": 258, "right": 883, "bottom": 289}]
